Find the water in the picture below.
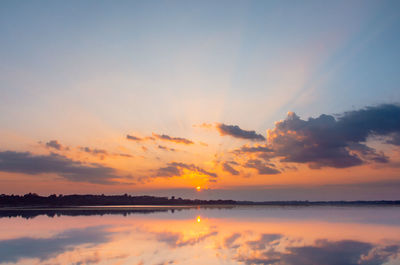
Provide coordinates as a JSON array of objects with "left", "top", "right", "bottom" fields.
[{"left": 0, "top": 206, "right": 400, "bottom": 265}]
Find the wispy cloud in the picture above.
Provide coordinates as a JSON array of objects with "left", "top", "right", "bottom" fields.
[
  {"left": 243, "top": 159, "right": 280, "bottom": 175},
  {"left": 158, "top": 145, "right": 176, "bottom": 152},
  {"left": 154, "top": 230, "right": 218, "bottom": 248},
  {"left": 126, "top": 134, "right": 143, "bottom": 141},
  {"left": 224, "top": 233, "right": 241, "bottom": 249},
  {"left": 126, "top": 133, "right": 193, "bottom": 145},
  {"left": 79, "top": 146, "right": 132, "bottom": 159},
  {"left": 152, "top": 133, "right": 194, "bottom": 145},
  {"left": 222, "top": 161, "right": 240, "bottom": 175},
  {"left": 80, "top": 146, "right": 108, "bottom": 156},
  {"left": 193, "top": 123, "right": 214, "bottom": 129},
  {"left": 233, "top": 144, "right": 273, "bottom": 154},
  {"left": 154, "top": 162, "right": 217, "bottom": 182}
]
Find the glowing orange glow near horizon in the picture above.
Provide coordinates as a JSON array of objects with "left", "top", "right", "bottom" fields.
[{"left": 196, "top": 186, "right": 201, "bottom": 191}]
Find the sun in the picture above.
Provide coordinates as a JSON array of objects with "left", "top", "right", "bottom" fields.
[
  {"left": 196, "top": 186, "right": 201, "bottom": 192},
  {"left": 197, "top": 216, "right": 201, "bottom": 223}
]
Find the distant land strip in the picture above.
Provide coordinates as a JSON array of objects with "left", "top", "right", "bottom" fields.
[{"left": 1, "top": 193, "right": 400, "bottom": 208}]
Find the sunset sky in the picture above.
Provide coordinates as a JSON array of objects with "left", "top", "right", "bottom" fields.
[{"left": 1, "top": 0, "right": 400, "bottom": 200}]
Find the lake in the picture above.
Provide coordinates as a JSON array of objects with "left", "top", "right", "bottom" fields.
[{"left": 1, "top": 206, "right": 400, "bottom": 265}]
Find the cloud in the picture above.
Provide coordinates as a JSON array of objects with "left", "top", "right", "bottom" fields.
[
  {"left": 193, "top": 123, "right": 214, "bottom": 129},
  {"left": 127, "top": 133, "right": 193, "bottom": 145},
  {"left": 126, "top": 134, "right": 143, "bottom": 141},
  {"left": 266, "top": 104, "right": 400, "bottom": 169},
  {"left": 152, "top": 133, "right": 194, "bottom": 145},
  {"left": 73, "top": 253, "right": 129, "bottom": 265},
  {"left": 246, "top": 234, "right": 282, "bottom": 250},
  {"left": 79, "top": 146, "right": 132, "bottom": 159},
  {"left": 0, "top": 226, "right": 111, "bottom": 263},
  {"left": 234, "top": 236, "right": 400, "bottom": 265},
  {"left": 158, "top": 145, "right": 176, "bottom": 152},
  {"left": 156, "top": 162, "right": 217, "bottom": 181},
  {"left": 45, "top": 140, "right": 64, "bottom": 150},
  {"left": 80, "top": 146, "right": 108, "bottom": 156},
  {"left": 224, "top": 233, "right": 241, "bottom": 249},
  {"left": 154, "top": 260, "right": 176, "bottom": 265},
  {"left": 155, "top": 230, "right": 218, "bottom": 248},
  {"left": 0, "top": 150, "right": 125, "bottom": 184},
  {"left": 199, "top": 141, "right": 209, "bottom": 147},
  {"left": 281, "top": 240, "right": 399, "bottom": 265},
  {"left": 156, "top": 164, "right": 180, "bottom": 177},
  {"left": 244, "top": 159, "right": 280, "bottom": 175},
  {"left": 44, "top": 141, "right": 132, "bottom": 160},
  {"left": 233, "top": 144, "right": 274, "bottom": 154},
  {"left": 117, "top": 153, "right": 133, "bottom": 158},
  {"left": 386, "top": 132, "right": 400, "bottom": 146},
  {"left": 217, "top": 123, "right": 266, "bottom": 141},
  {"left": 281, "top": 240, "right": 372, "bottom": 265},
  {"left": 222, "top": 161, "right": 240, "bottom": 175},
  {"left": 80, "top": 147, "right": 107, "bottom": 155}
]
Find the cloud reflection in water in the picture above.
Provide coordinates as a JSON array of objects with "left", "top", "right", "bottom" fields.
[{"left": 0, "top": 207, "right": 399, "bottom": 265}]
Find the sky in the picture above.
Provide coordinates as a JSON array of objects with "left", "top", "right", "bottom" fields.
[{"left": 0, "top": 0, "right": 400, "bottom": 200}]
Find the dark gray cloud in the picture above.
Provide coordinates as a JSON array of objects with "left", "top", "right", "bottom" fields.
[
  {"left": 155, "top": 165, "right": 181, "bottom": 177},
  {"left": 126, "top": 134, "right": 143, "bottom": 141},
  {"left": 0, "top": 150, "right": 124, "bottom": 184},
  {"left": 217, "top": 123, "right": 266, "bottom": 141},
  {"left": 127, "top": 133, "right": 193, "bottom": 145},
  {"left": 222, "top": 161, "right": 240, "bottom": 175},
  {"left": 337, "top": 104, "right": 400, "bottom": 140},
  {"left": 80, "top": 147, "right": 108, "bottom": 156},
  {"left": 152, "top": 133, "right": 194, "bottom": 145},
  {"left": 244, "top": 159, "right": 280, "bottom": 175},
  {"left": 158, "top": 145, "right": 176, "bottom": 152},
  {"left": 46, "top": 140, "right": 63, "bottom": 150},
  {"left": 387, "top": 132, "right": 400, "bottom": 146},
  {"left": 156, "top": 162, "right": 217, "bottom": 181},
  {"left": 80, "top": 146, "right": 132, "bottom": 159},
  {"left": 0, "top": 226, "right": 111, "bottom": 263},
  {"left": 266, "top": 104, "right": 400, "bottom": 169},
  {"left": 233, "top": 145, "right": 273, "bottom": 154}
]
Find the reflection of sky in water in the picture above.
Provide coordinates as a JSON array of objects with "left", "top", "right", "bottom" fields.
[{"left": 0, "top": 206, "right": 399, "bottom": 265}]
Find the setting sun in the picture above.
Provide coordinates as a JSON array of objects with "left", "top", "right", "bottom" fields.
[
  {"left": 196, "top": 186, "right": 201, "bottom": 192},
  {"left": 196, "top": 216, "right": 201, "bottom": 223}
]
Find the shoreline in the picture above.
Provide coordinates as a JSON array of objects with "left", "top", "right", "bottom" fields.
[{"left": 1, "top": 201, "right": 400, "bottom": 210}]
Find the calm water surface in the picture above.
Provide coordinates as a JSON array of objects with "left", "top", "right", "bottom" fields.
[{"left": 0, "top": 206, "right": 400, "bottom": 265}]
